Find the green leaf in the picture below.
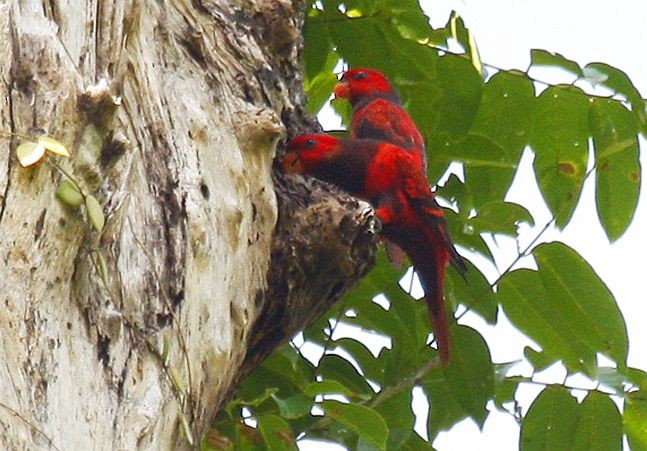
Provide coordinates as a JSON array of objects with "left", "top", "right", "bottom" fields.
[
  {"left": 385, "top": 0, "right": 433, "bottom": 42},
  {"left": 16, "top": 141, "right": 46, "bottom": 167},
  {"left": 236, "top": 346, "right": 313, "bottom": 404},
  {"left": 424, "top": 366, "right": 467, "bottom": 441},
  {"left": 271, "top": 393, "right": 313, "bottom": 420},
  {"left": 56, "top": 180, "right": 84, "bottom": 207},
  {"left": 572, "top": 391, "right": 622, "bottom": 451},
  {"left": 594, "top": 367, "right": 629, "bottom": 394},
  {"left": 237, "top": 387, "right": 278, "bottom": 409},
  {"left": 372, "top": 388, "right": 418, "bottom": 450},
  {"left": 85, "top": 194, "right": 105, "bottom": 232},
  {"left": 306, "top": 64, "right": 337, "bottom": 115},
  {"left": 530, "top": 85, "right": 590, "bottom": 228},
  {"left": 381, "top": 287, "right": 436, "bottom": 384},
  {"left": 332, "top": 337, "right": 384, "bottom": 384},
  {"left": 493, "top": 376, "right": 520, "bottom": 410},
  {"left": 524, "top": 347, "right": 557, "bottom": 372},
  {"left": 423, "top": 324, "right": 494, "bottom": 440},
  {"left": 318, "top": 354, "right": 374, "bottom": 397},
  {"left": 499, "top": 242, "right": 628, "bottom": 375},
  {"left": 520, "top": 386, "right": 579, "bottom": 451},
  {"left": 468, "top": 201, "right": 534, "bottom": 236},
  {"left": 442, "top": 325, "right": 494, "bottom": 427},
  {"left": 303, "top": 10, "right": 334, "bottom": 81},
  {"left": 234, "top": 423, "right": 264, "bottom": 450},
  {"left": 622, "top": 367, "right": 647, "bottom": 389},
  {"left": 446, "top": 258, "right": 497, "bottom": 324},
  {"left": 304, "top": 53, "right": 339, "bottom": 115},
  {"left": 326, "top": 11, "right": 395, "bottom": 72},
  {"left": 530, "top": 49, "right": 583, "bottom": 77},
  {"left": 339, "top": 248, "right": 417, "bottom": 345},
  {"left": 448, "top": 12, "right": 483, "bottom": 75},
  {"left": 447, "top": 134, "right": 517, "bottom": 209},
  {"left": 625, "top": 389, "right": 647, "bottom": 451},
  {"left": 583, "top": 62, "right": 644, "bottom": 107},
  {"left": 397, "top": 430, "right": 433, "bottom": 450},
  {"left": 419, "top": 55, "right": 483, "bottom": 139},
  {"left": 584, "top": 62, "right": 647, "bottom": 139},
  {"left": 471, "top": 70, "right": 536, "bottom": 158},
  {"left": 257, "top": 414, "right": 297, "bottom": 450},
  {"left": 320, "top": 400, "right": 388, "bottom": 450},
  {"left": 444, "top": 207, "right": 495, "bottom": 262},
  {"left": 589, "top": 98, "right": 641, "bottom": 241},
  {"left": 303, "top": 379, "right": 356, "bottom": 398}
]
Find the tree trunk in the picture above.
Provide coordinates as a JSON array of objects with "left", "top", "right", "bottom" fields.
[{"left": 0, "top": 0, "right": 376, "bottom": 449}]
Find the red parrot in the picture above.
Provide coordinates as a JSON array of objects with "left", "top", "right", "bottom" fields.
[
  {"left": 283, "top": 134, "right": 467, "bottom": 364},
  {"left": 334, "top": 67, "right": 427, "bottom": 172},
  {"left": 335, "top": 68, "right": 428, "bottom": 266}
]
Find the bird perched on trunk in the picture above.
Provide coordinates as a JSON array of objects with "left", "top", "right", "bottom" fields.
[
  {"left": 283, "top": 134, "right": 467, "bottom": 364},
  {"left": 335, "top": 67, "right": 429, "bottom": 266},
  {"left": 334, "top": 67, "right": 427, "bottom": 172}
]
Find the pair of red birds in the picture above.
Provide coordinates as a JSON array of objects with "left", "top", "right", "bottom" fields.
[{"left": 283, "top": 68, "right": 467, "bottom": 364}]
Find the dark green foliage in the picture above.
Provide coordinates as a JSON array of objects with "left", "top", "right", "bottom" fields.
[
  {"left": 521, "top": 387, "right": 622, "bottom": 451},
  {"left": 206, "top": 1, "right": 645, "bottom": 449}
]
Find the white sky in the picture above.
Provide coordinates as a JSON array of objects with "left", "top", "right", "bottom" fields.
[{"left": 300, "top": 1, "right": 647, "bottom": 449}]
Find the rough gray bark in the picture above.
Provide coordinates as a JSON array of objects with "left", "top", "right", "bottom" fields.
[{"left": 0, "top": 0, "right": 376, "bottom": 449}]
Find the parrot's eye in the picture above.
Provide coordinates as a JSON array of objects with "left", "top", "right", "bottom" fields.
[
  {"left": 354, "top": 71, "right": 368, "bottom": 80},
  {"left": 305, "top": 138, "right": 317, "bottom": 148}
]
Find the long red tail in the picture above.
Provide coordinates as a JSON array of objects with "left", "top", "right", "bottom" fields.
[{"left": 411, "top": 245, "right": 451, "bottom": 364}]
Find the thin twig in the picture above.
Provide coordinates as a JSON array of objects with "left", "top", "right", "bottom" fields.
[
  {"left": 315, "top": 299, "right": 349, "bottom": 371},
  {"left": 0, "top": 402, "right": 61, "bottom": 451},
  {"left": 46, "top": 159, "right": 85, "bottom": 195}
]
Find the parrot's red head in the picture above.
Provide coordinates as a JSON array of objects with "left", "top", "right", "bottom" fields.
[
  {"left": 283, "top": 134, "right": 341, "bottom": 175},
  {"left": 334, "top": 68, "right": 397, "bottom": 107}
]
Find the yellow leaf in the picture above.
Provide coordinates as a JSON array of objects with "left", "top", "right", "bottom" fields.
[
  {"left": 38, "top": 135, "right": 70, "bottom": 157},
  {"left": 16, "top": 141, "right": 46, "bottom": 167}
]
